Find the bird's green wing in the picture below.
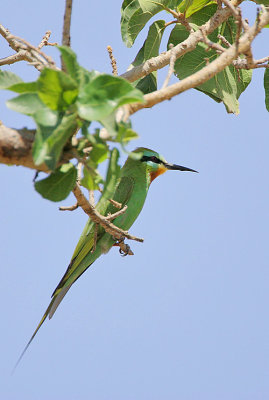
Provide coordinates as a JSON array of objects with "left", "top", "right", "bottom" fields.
[{"left": 52, "top": 175, "right": 135, "bottom": 298}]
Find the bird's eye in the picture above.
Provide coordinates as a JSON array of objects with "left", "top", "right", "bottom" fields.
[{"left": 150, "top": 156, "right": 160, "bottom": 163}]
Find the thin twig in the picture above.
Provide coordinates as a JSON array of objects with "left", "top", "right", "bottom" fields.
[
  {"left": 59, "top": 203, "right": 78, "bottom": 211},
  {"left": 235, "top": 8, "right": 243, "bottom": 53},
  {"left": 164, "top": 20, "right": 178, "bottom": 28},
  {"left": 107, "top": 45, "right": 118, "bottom": 76},
  {"left": 72, "top": 183, "right": 144, "bottom": 243},
  {"left": 177, "top": 14, "right": 194, "bottom": 33},
  {"left": 61, "top": 0, "right": 73, "bottom": 72},
  {"left": 62, "top": 0, "right": 73, "bottom": 47},
  {"left": 106, "top": 205, "right": 128, "bottom": 221},
  {"left": 162, "top": 44, "right": 177, "bottom": 89},
  {"left": 0, "top": 24, "right": 56, "bottom": 70},
  {"left": 200, "top": 27, "right": 226, "bottom": 54},
  {"left": 10, "top": 34, "right": 55, "bottom": 66},
  {"left": 163, "top": 6, "right": 193, "bottom": 32},
  {"left": 0, "top": 53, "right": 25, "bottom": 66},
  {"left": 222, "top": 0, "right": 248, "bottom": 30},
  {"left": 59, "top": 161, "right": 83, "bottom": 211},
  {"left": 217, "top": 34, "right": 231, "bottom": 47},
  {"left": 37, "top": 30, "right": 52, "bottom": 49},
  {"left": 164, "top": 7, "right": 179, "bottom": 18},
  {"left": 109, "top": 199, "right": 122, "bottom": 209}
]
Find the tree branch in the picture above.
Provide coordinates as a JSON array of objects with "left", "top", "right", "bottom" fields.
[
  {"left": 0, "top": 123, "right": 47, "bottom": 171},
  {"left": 62, "top": 0, "right": 73, "bottom": 47},
  {"left": 0, "top": 123, "right": 73, "bottom": 171},
  {"left": 120, "top": 0, "right": 243, "bottom": 83},
  {"left": 127, "top": 6, "right": 269, "bottom": 115},
  {"left": 37, "top": 30, "right": 57, "bottom": 49},
  {"left": 0, "top": 24, "right": 56, "bottom": 71},
  {"left": 72, "top": 183, "right": 144, "bottom": 243}
]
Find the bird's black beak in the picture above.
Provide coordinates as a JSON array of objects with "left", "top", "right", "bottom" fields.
[{"left": 163, "top": 162, "right": 198, "bottom": 173}]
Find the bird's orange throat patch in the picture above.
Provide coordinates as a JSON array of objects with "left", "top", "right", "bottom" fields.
[{"left": 150, "top": 165, "right": 167, "bottom": 182}]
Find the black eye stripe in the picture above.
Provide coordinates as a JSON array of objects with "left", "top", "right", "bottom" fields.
[{"left": 141, "top": 155, "right": 162, "bottom": 164}]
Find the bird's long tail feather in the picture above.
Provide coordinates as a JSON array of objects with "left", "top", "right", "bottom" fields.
[
  {"left": 12, "top": 297, "right": 56, "bottom": 373},
  {"left": 48, "top": 284, "right": 72, "bottom": 319}
]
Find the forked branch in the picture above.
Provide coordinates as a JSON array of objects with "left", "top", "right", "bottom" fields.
[
  {"left": 0, "top": 24, "right": 56, "bottom": 71},
  {"left": 72, "top": 183, "right": 144, "bottom": 246}
]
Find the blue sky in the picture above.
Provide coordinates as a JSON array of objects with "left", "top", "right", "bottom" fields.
[{"left": 1, "top": 1, "right": 269, "bottom": 399}]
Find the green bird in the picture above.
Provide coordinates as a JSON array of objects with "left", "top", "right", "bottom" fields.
[{"left": 15, "top": 147, "right": 197, "bottom": 367}]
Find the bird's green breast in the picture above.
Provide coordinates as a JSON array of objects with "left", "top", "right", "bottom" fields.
[
  {"left": 98, "top": 161, "right": 150, "bottom": 253},
  {"left": 115, "top": 161, "right": 149, "bottom": 228}
]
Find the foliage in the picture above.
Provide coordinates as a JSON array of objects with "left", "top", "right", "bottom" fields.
[
  {"left": 34, "top": 163, "right": 77, "bottom": 201},
  {"left": 167, "top": 5, "right": 252, "bottom": 114},
  {"left": 1, "top": 46, "right": 143, "bottom": 200},
  {"left": 1, "top": 0, "right": 269, "bottom": 201},
  {"left": 121, "top": 0, "right": 255, "bottom": 113}
]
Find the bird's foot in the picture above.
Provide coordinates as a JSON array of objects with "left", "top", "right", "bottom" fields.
[
  {"left": 119, "top": 243, "right": 134, "bottom": 256},
  {"left": 113, "top": 237, "right": 134, "bottom": 256}
]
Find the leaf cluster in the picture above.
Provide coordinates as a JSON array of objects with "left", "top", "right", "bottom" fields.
[
  {"left": 0, "top": 47, "right": 144, "bottom": 201},
  {"left": 120, "top": 0, "right": 268, "bottom": 113}
]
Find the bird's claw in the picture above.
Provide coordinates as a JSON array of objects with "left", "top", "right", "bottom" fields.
[
  {"left": 112, "top": 237, "right": 134, "bottom": 256},
  {"left": 119, "top": 244, "right": 132, "bottom": 257}
]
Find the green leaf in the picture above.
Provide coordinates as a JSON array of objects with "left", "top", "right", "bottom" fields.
[
  {"left": 33, "top": 110, "right": 78, "bottom": 169},
  {"left": 116, "top": 122, "right": 139, "bottom": 143},
  {"left": 77, "top": 68, "right": 100, "bottom": 88},
  {"left": 57, "top": 46, "right": 81, "bottom": 82},
  {"left": 45, "top": 113, "right": 78, "bottom": 170},
  {"left": 37, "top": 68, "right": 78, "bottom": 111},
  {"left": 57, "top": 46, "right": 100, "bottom": 88},
  {"left": 77, "top": 74, "right": 144, "bottom": 121},
  {"left": 8, "top": 81, "right": 38, "bottom": 93},
  {"left": 32, "top": 109, "right": 61, "bottom": 166},
  {"left": 135, "top": 74, "right": 157, "bottom": 94},
  {"left": 101, "top": 114, "right": 139, "bottom": 144},
  {"left": 0, "top": 70, "right": 22, "bottom": 89},
  {"left": 178, "top": 0, "right": 214, "bottom": 18},
  {"left": 168, "top": 5, "right": 252, "bottom": 114},
  {"left": 121, "top": 0, "right": 171, "bottom": 47},
  {"left": 6, "top": 93, "right": 46, "bottom": 115},
  {"left": 90, "top": 143, "right": 108, "bottom": 164},
  {"left": 34, "top": 163, "right": 77, "bottom": 202},
  {"left": 130, "top": 20, "right": 166, "bottom": 93},
  {"left": 264, "top": 68, "right": 269, "bottom": 112},
  {"left": 80, "top": 162, "right": 104, "bottom": 191},
  {"left": 99, "top": 112, "right": 119, "bottom": 138}
]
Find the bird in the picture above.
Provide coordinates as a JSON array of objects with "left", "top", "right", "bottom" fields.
[{"left": 14, "top": 147, "right": 197, "bottom": 368}]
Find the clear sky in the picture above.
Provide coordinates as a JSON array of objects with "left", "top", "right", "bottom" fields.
[{"left": 1, "top": 1, "right": 268, "bottom": 399}]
